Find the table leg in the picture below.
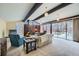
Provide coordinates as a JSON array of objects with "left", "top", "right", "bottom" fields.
[
  {"left": 26, "top": 43, "right": 28, "bottom": 54},
  {"left": 30, "top": 42, "right": 33, "bottom": 50},
  {"left": 23, "top": 43, "right": 25, "bottom": 49},
  {"left": 34, "top": 41, "right": 37, "bottom": 50}
]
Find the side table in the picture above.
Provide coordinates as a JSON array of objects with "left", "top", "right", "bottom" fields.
[{"left": 23, "top": 39, "right": 36, "bottom": 54}]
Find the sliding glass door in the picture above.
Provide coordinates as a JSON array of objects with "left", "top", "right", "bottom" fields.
[
  {"left": 52, "top": 22, "right": 67, "bottom": 39},
  {"left": 40, "top": 20, "right": 73, "bottom": 41},
  {"left": 52, "top": 20, "right": 73, "bottom": 41},
  {"left": 66, "top": 20, "right": 73, "bottom": 40}
]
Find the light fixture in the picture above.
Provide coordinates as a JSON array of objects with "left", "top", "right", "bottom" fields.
[
  {"left": 44, "top": 7, "right": 48, "bottom": 17},
  {"left": 57, "top": 18, "right": 59, "bottom": 21},
  {"left": 56, "top": 14, "right": 60, "bottom": 21},
  {"left": 44, "top": 12, "right": 48, "bottom": 16}
]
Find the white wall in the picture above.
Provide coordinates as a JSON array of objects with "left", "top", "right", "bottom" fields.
[
  {"left": 0, "top": 19, "right": 6, "bottom": 38},
  {"left": 6, "top": 21, "right": 24, "bottom": 36}
]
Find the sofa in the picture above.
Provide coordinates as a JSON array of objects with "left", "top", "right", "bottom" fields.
[{"left": 37, "top": 34, "right": 53, "bottom": 47}]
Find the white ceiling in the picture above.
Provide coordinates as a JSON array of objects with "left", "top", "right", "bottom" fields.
[
  {"left": 0, "top": 3, "right": 34, "bottom": 21},
  {"left": 28, "top": 3, "right": 60, "bottom": 20},
  {"left": 33, "top": 3, "right": 79, "bottom": 24},
  {"left": 0, "top": 3, "right": 79, "bottom": 23}
]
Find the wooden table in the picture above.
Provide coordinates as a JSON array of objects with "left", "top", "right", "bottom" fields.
[
  {"left": 23, "top": 38, "right": 37, "bottom": 54},
  {"left": 26, "top": 36, "right": 40, "bottom": 47}
]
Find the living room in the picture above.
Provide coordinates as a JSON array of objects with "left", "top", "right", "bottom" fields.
[{"left": 0, "top": 3, "right": 79, "bottom": 56}]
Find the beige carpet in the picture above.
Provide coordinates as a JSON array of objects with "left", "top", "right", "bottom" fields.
[{"left": 7, "top": 38, "right": 79, "bottom": 56}]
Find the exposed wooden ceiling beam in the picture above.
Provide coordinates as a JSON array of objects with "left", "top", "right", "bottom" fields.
[
  {"left": 23, "top": 3, "right": 42, "bottom": 22},
  {"left": 33, "top": 3, "right": 72, "bottom": 21},
  {"left": 42, "top": 14, "right": 79, "bottom": 25}
]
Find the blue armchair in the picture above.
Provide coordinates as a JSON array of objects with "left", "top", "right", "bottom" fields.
[{"left": 9, "top": 34, "right": 25, "bottom": 47}]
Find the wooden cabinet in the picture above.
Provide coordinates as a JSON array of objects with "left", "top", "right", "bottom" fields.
[
  {"left": 24, "top": 24, "right": 40, "bottom": 36},
  {"left": 24, "top": 20, "right": 40, "bottom": 36},
  {"left": 0, "top": 38, "right": 7, "bottom": 56}
]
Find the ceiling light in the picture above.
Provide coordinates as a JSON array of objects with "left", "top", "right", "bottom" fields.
[
  {"left": 57, "top": 18, "right": 59, "bottom": 21},
  {"left": 56, "top": 14, "right": 60, "bottom": 21},
  {"left": 44, "top": 7, "right": 48, "bottom": 17},
  {"left": 44, "top": 12, "right": 48, "bottom": 16}
]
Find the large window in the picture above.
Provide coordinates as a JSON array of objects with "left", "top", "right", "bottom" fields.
[
  {"left": 43, "top": 25, "right": 47, "bottom": 31},
  {"left": 46, "top": 24, "right": 51, "bottom": 34},
  {"left": 40, "top": 24, "right": 51, "bottom": 34},
  {"left": 52, "top": 22, "right": 66, "bottom": 39},
  {"left": 52, "top": 20, "right": 73, "bottom": 40},
  {"left": 40, "top": 20, "right": 73, "bottom": 41},
  {"left": 66, "top": 20, "right": 73, "bottom": 40}
]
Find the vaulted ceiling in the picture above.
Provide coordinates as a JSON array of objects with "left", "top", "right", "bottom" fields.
[
  {"left": 0, "top": 3, "right": 34, "bottom": 21},
  {"left": 0, "top": 3, "right": 79, "bottom": 23},
  {"left": 28, "top": 3, "right": 61, "bottom": 20},
  {"left": 28, "top": 3, "right": 79, "bottom": 24}
]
